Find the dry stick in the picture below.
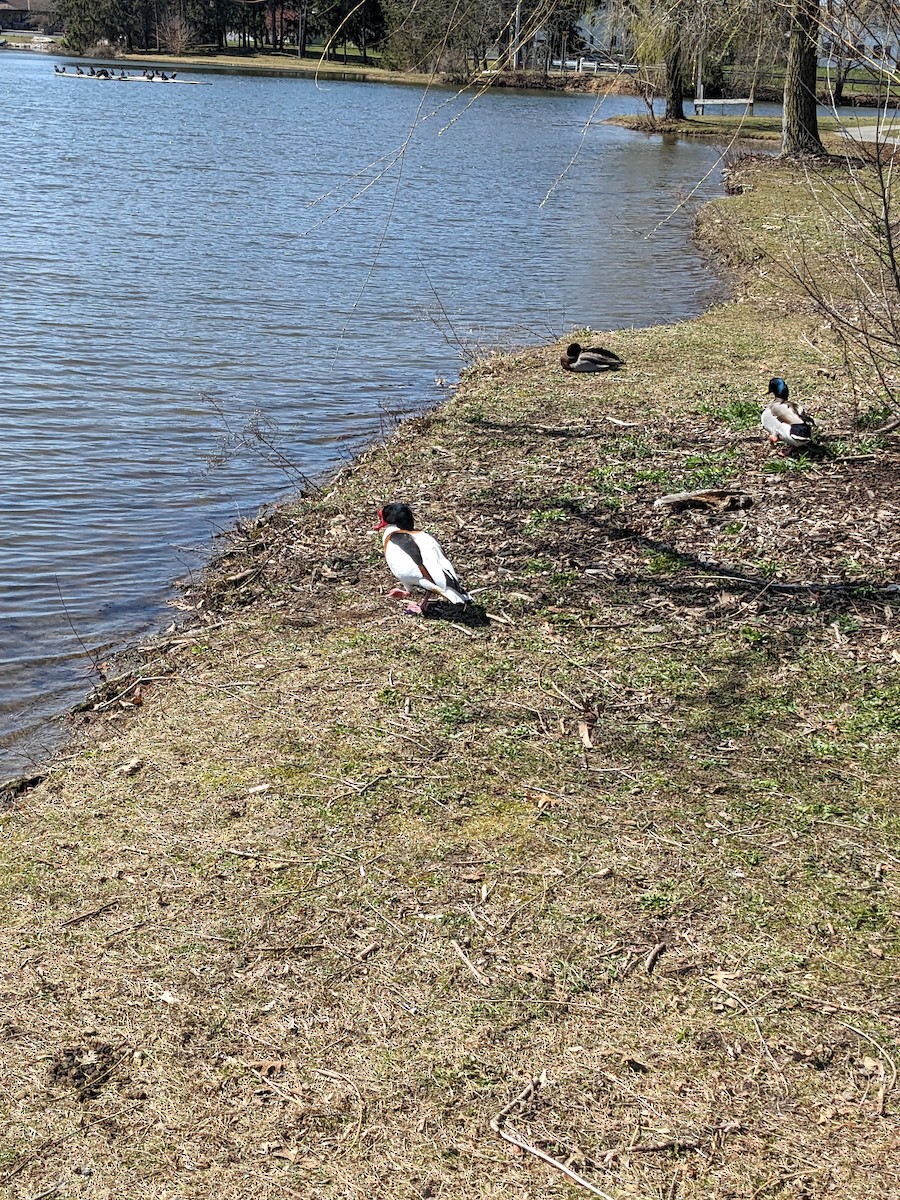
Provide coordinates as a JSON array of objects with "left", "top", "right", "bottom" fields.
[
  {"left": 601, "top": 1120, "right": 742, "bottom": 1162},
  {"left": 315, "top": 1067, "right": 365, "bottom": 1147},
  {"left": 450, "top": 939, "right": 491, "bottom": 986},
  {"left": 43, "top": 1049, "right": 133, "bottom": 1109},
  {"left": 244, "top": 1063, "right": 305, "bottom": 1112},
  {"left": 490, "top": 1076, "right": 618, "bottom": 1200},
  {"left": 545, "top": 679, "right": 588, "bottom": 712},
  {"left": 60, "top": 900, "right": 119, "bottom": 928},
  {"left": 834, "top": 1018, "right": 898, "bottom": 1110},
  {"left": 644, "top": 942, "right": 666, "bottom": 974},
  {"left": 105, "top": 920, "right": 148, "bottom": 944},
  {"left": 92, "top": 675, "right": 171, "bottom": 711},
  {"left": 28, "top": 1183, "right": 64, "bottom": 1200},
  {"left": 0, "top": 1105, "right": 141, "bottom": 1185},
  {"left": 706, "top": 978, "right": 789, "bottom": 1097}
]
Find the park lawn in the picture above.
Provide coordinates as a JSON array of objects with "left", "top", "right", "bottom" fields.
[{"left": 0, "top": 157, "right": 898, "bottom": 1199}]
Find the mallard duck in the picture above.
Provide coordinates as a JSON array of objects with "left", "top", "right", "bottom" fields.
[
  {"left": 374, "top": 503, "right": 472, "bottom": 614},
  {"left": 761, "top": 378, "right": 816, "bottom": 451},
  {"left": 560, "top": 342, "right": 624, "bottom": 373}
]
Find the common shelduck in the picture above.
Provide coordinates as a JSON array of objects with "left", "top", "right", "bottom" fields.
[
  {"left": 374, "top": 503, "right": 471, "bottom": 614},
  {"left": 761, "top": 378, "right": 816, "bottom": 451},
  {"left": 560, "top": 342, "right": 624, "bottom": 373}
]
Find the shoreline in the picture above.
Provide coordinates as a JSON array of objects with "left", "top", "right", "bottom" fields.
[
  {"left": 26, "top": 43, "right": 641, "bottom": 94},
  {"left": 1, "top": 154, "right": 898, "bottom": 1197}
]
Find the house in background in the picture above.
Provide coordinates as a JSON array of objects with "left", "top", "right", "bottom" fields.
[
  {"left": 0, "top": 0, "right": 60, "bottom": 33},
  {"left": 577, "top": 3, "right": 633, "bottom": 61}
]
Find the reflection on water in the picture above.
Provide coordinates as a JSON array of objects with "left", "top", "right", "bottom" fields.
[{"left": 0, "top": 52, "right": 727, "bottom": 776}]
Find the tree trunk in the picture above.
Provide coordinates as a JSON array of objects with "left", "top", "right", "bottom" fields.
[
  {"left": 783, "top": 0, "right": 825, "bottom": 155},
  {"left": 665, "top": 26, "right": 686, "bottom": 121},
  {"left": 831, "top": 59, "right": 852, "bottom": 105}
]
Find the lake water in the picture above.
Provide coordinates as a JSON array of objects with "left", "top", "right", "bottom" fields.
[{"left": 0, "top": 51, "right": 729, "bottom": 779}]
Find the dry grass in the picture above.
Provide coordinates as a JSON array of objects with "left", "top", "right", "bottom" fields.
[
  {"left": 117, "top": 50, "right": 431, "bottom": 87},
  {"left": 1, "top": 159, "right": 899, "bottom": 1200}
]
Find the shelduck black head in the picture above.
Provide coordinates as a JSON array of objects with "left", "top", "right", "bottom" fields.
[
  {"left": 374, "top": 502, "right": 415, "bottom": 532},
  {"left": 767, "top": 377, "right": 789, "bottom": 401}
]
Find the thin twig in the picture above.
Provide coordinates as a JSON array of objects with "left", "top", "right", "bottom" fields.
[
  {"left": 60, "top": 900, "right": 119, "bottom": 928},
  {"left": 54, "top": 572, "right": 104, "bottom": 677},
  {"left": 490, "top": 1075, "right": 618, "bottom": 1199},
  {"left": 705, "top": 977, "right": 790, "bottom": 1097},
  {"left": 243, "top": 1063, "right": 304, "bottom": 1112},
  {"left": 450, "top": 939, "right": 491, "bottom": 985},
  {"left": 834, "top": 1018, "right": 898, "bottom": 1100},
  {"left": 27, "top": 1183, "right": 64, "bottom": 1200}
]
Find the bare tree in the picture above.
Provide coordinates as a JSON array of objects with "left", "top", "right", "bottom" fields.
[{"left": 158, "top": 6, "right": 197, "bottom": 55}]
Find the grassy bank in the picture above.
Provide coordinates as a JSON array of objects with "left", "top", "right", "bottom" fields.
[
  {"left": 607, "top": 112, "right": 891, "bottom": 153},
  {"left": 1, "top": 158, "right": 898, "bottom": 1199}
]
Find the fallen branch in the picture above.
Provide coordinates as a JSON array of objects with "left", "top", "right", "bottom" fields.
[
  {"left": 490, "top": 1074, "right": 618, "bottom": 1199},
  {"left": 653, "top": 489, "right": 752, "bottom": 512}
]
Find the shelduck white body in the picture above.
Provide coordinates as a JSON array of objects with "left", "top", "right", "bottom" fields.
[{"left": 375, "top": 503, "right": 471, "bottom": 613}]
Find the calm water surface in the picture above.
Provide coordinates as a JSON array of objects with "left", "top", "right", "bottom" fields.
[{"left": 1, "top": 52, "right": 728, "bottom": 777}]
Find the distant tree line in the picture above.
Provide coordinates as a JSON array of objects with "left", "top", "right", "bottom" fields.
[
  {"left": 53, "top": 0, "right": 386, "bottom": 59},
  {"left": 52, "top": 0, "right": 595, "bottom": 70}
]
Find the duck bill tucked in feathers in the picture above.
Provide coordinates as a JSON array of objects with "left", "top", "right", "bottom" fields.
[{"left": 560, "top": 342, "right": 625, "bottom": 373}]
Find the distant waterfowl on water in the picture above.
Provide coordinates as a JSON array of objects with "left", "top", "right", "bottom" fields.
[
  {"left": 55, "top": 67, "right": 208, "bottom": 85},
  {"left": 375, "top": 503, "right": 472, "bottom": 615},
  {"left": 560, "top": 342, "right": 625, "bottom": 373},
  {"left": 761, "top": 377, "right": 816, "bottom": 451}
]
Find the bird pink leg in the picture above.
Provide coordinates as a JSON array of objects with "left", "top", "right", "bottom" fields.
[
  {"left": 388, "top": 587, "right": 412, "bottom": 599},
  {"left": 404, "top": 595, "right": 431, "bottom": 616}
]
